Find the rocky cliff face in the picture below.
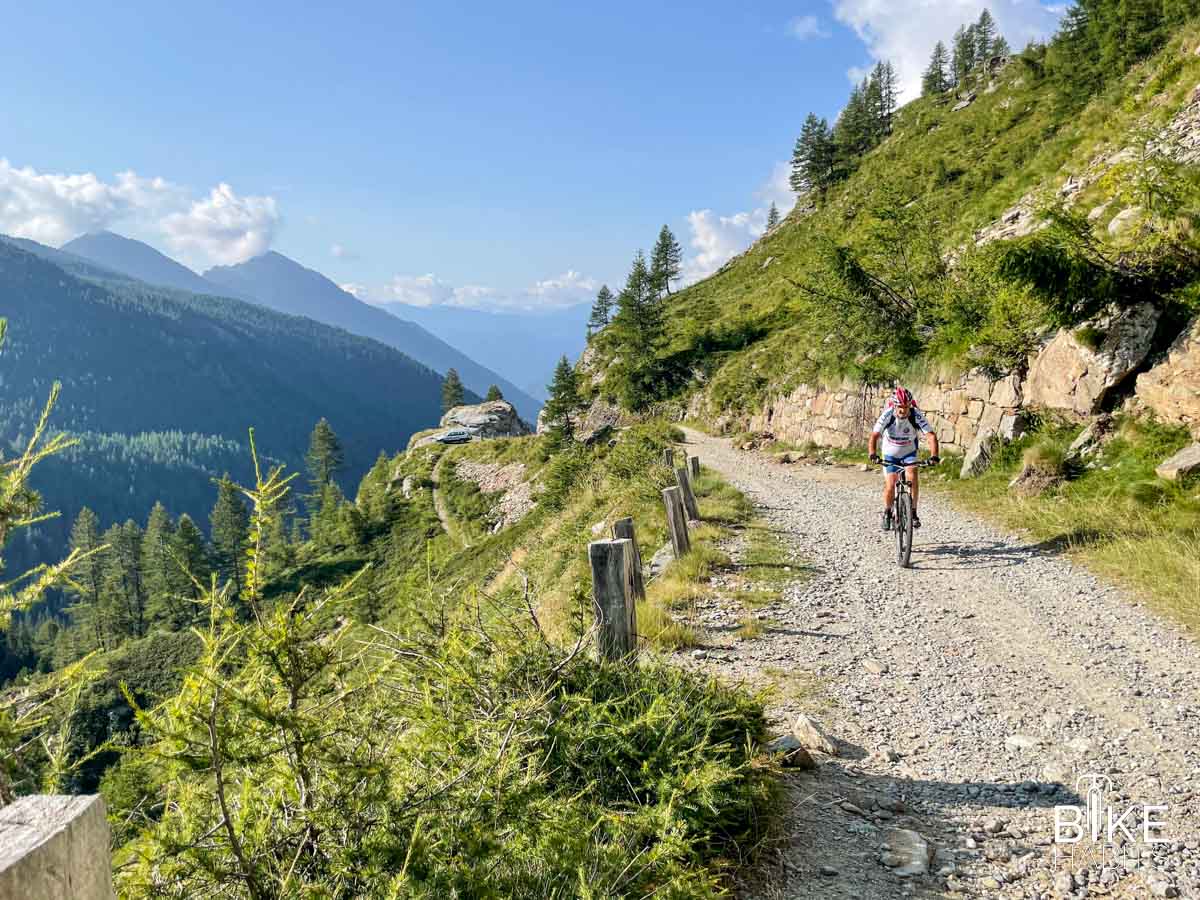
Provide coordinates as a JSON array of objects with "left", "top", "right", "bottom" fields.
[{"left": 409, "top": 400, "right": 533, "bottom": 449}]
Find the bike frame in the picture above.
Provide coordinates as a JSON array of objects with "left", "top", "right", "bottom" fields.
[{"left": 878, "top": 459, "right": 934, "bottom": 569}]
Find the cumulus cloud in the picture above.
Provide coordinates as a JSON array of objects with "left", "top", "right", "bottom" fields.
[
  {"left": 680, "top": 163, "right": 798, "bottom": 285},
  {"left": 0, "top": 158, "right": 279, "bottom": 267},
  {"left": 331, "top": 242, "right": 358, "bottom": 260},
  {"left": 788, "top": 14, "right": 831, "bottom": 40},
  {"left": 160, "top": 184, "right": 279, "bottom": 267},
  {"left": 355, "top": 269, "right": 598, "bottom": 312},
  {"left": 832, "top": 0, "right": 1063, "bottom": 99}
]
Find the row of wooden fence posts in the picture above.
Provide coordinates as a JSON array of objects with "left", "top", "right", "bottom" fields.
[{"left": 588, "top": 448, "right": 701, "bottom": 662}]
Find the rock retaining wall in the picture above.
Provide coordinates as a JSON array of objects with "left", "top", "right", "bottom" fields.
[{"left": 742, "top": 370, "right": 1024, "bottom": 458}]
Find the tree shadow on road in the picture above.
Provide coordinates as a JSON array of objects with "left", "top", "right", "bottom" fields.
[{"left": 911, "top": 539, "right": 1035, "bottom": 571}]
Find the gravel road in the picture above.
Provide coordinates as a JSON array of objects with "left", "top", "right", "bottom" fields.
[{"left": 676, "top": 428, "right": 1200, "bottom": 900}]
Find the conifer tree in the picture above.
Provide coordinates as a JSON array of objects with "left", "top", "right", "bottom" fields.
[
  {"left": 100, "top": 521, "right": 146, "bottom": 641},
  {"left": 649, "top": 226, "right": 683, "bottom": 297},
  {"left": 211, "top": 476, "right": 249, "bottom": 598},
  {"left": 791, "top": 113, "right": 835, "bottom": 194},
  {"left": 766, "top": 203, "right": 781, "bottom": 230},
  {"left": 441, "top": 369, "right": 465, "bottom": 412},
  {"left": 305, "top": 419, "right": 345, "bottom": 493},
  {"left": 612, "top": 251, "right": 661, "bottom": 356},
  {"left": 975, "top": 9, "right": 998, "bottom": 63},
  {"left": 923, "top": 41, "right": 952, "bottom": 95},
  {"left": 542, "top": 355, "right": 583, "bottom": 442},
  {"left": 485, "top": 385, "right": 503, "bottom": 401},
  {"left": 170, "top": 515, "right": 210, "bottom": 610},
  {"left": 588, "top": 285, "right": 615, "bottom": 334},
  {"left": 141, "top": 502, "right": 177, "bottom": 629},
  {"left": 952, "top": 25, "right": 976, "bottom": 85},
  {"left": 992, "top": 34, "right": 1011, "bottom": 58},
  {"left": 63, "top": 508, "right": 107, "bottom": 650}
]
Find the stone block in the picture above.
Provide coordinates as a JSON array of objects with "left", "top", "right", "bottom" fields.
[{"left": 0, "top": 795, "right": 114, "bottom": 900}]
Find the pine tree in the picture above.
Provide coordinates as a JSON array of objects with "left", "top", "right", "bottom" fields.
[
  {"left": 170, "top": 515, "right": 210, "bottom": 612},
  {"left": 588, "top": 285, "right": 615, "bottom": 334},
  {"left": 612, "top": 251, "right": 661, "bottom": 355},
  {"left": 649, "top": 226, "right": 683, "bottom": 297},
  {"left": 211, "top": 476, "right": 249, "bottom": 598},
  {"left": 305, "top": 419, "right": 345, "bottom": 493},
  {"left": 485, "top": 385, "right": 503, "bottom": 401},
  {"left": 992, "top": 35, "right": 1011, "bottom": 58},
  {"left": 542, "top": 355, "right": 583, "bottom": 442},
  {"left": 63, "top": 508, "right": 107, "bottom": 650},
  {"left": 791, "top": 113, "right": 835, "bottom": 194},
  {"left": 441, "top": 369, "right": 465, "bottom": 412},
  {"left": 766, "top": 203, "right": 781, "bottom": 230},
  {"left": 880, "top": 61, "right": 899, "bottom": 129},
  {"left": 141, "top": 502, "right": 178, "bottom": 629},
  {"left": 100, "top": 521, "right": 146, "bottom": 641},
  {"left": 975, "top": 10, "right": 998, "bottom": 63},
  {"left": 923, "top": 41, "right": 952, "bottom": 95},
  {"left": 952, "top": 25, "right": 976, "bottom": 86}
]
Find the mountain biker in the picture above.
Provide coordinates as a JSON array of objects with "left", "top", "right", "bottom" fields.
[{"left": 868, "top": 387, "right": 939, "bottom": 531}]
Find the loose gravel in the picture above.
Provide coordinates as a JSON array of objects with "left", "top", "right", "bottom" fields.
[{"left": 676, "top": 428, "right": 1200, "bottom": 900}]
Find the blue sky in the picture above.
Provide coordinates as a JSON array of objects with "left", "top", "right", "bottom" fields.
[{"left": 0, "top": 1, "right": 1063, "bottom": 310}]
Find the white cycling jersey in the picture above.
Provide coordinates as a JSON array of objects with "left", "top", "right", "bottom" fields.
[{"left": 873, "top": 406, "right": 933, "bottom": 458}]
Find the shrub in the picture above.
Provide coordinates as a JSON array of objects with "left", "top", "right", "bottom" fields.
[{"left": 1022, "top": 439, "right": 1068, "bottom": 476}]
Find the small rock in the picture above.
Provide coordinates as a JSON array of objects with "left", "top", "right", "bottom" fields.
[
  {"left": 792, "top": 713, "right": 838, "bottom": 756},
  {"left": 818, "top": 864, "right": 838, "bottom": 876},
  {"left": 1156, "top": 443, "right": 1200, "bottom": 482},
  {"left": 880, "top": 828, "right": 932, "bottom": 876},
  {"left": 863, "top": 658, "right": 889, "bottom": 675},
  {"left": 1054, "top": 871, "right": 1075, "bottom": 895},
  {"left": 1005, "top": 734, "right": 1040, "bottom": 751},
  {"left": 765, "top": 734, "right": 817, "bottom": 769}
]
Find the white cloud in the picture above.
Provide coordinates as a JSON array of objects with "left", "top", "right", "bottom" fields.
[
  {"left": 680, "top": 163, "right": 797, "bottom": 285},
  {"left": 788, "top": 14, "right": 831, "bottom": 40},
  {"left": 0, "top": 158, "right": 280, "bottom": 267},
  {"left": 160, "top": 183, "right": 279, "bottom": 267},
  {"left": 832, "top": 0, "right": 1064, "bottom": 100},
  {"left": 356, "top": 269, "right": 598, "bottom": 312},
  {"left": 331, "top": 242, "right": 358, "bottom": 259}
]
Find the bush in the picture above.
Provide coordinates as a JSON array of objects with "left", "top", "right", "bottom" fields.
[{"left": 1022, "top": 439, "right": 1068, "bottom": 476}]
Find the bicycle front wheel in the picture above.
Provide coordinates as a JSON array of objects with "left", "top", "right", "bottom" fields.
[{"left": 896, "top": 491, "right": 914, "bottom": 568}]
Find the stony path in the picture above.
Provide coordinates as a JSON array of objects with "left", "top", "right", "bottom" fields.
[{"left": 676, "top": 428, "right": 1200, "bottom": 900}]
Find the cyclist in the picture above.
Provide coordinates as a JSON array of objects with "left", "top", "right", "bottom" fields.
[{"left": 868, "top": 387, "right": 940, "bottom": 531}]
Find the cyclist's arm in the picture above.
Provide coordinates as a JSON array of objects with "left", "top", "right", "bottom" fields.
[
  {"left": 868, "top": 431, "right": 880, "bottom": 457},
  {"left": 913, "top": 410, "right": 939, "bottom": 458},
  {"left": 927, "top": 432, "right": 939, "bottom": 457}
]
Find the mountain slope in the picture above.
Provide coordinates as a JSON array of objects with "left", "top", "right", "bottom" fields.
[
  {"left": 374, "top": 300, "right": 591, "bottom": 400},
  {"left": 62, "top": 231, "right": 218, "bottom": 295},
  {"left": 204, "top": 252, "right": 543, "bottom": 420},
  {"left": 0, "top": 239, "right": 450, "bottom": 569}
]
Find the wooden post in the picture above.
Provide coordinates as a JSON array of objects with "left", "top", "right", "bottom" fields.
[
  {"left": 675, "top": 467, "right": 701, "bottom": 521},
  {"left": 611, "top": 517, "right": 646, "bottom": 601},
  {"left": 689, "top": 456, "right": 701, "bottom": 478},
  {"left": 662, "top": 487, "right": 691, "bottom": 558},
  {"left": 589, "top": 539, "right": 637, "bottom": 661},
  {"left": 663, "top": 448, "right": 675, "bottom": 469}
]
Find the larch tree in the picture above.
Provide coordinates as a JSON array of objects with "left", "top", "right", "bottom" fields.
[
  {"left": 588, "top": 285, "right": 615, "bottom": 334},
  {"left": 975, "top": 9, "right": 998, "bottom": 62},
  {"left": 441, "top": 369, "right": 465, "bottom": 412},
  {"left": 211, "top": 475, "right": 249, "bottom": 599},
  {"left": 542, "top": 355, "right": 584, "bottom": 442},
  {"left": 305, "top": 419, "right": 345, "bottom": 494},
  {"left": 649, "top": 225, "right": 683, "bottom": 297},
  {"left": 63, "top": 507, "right": 107, "bottom": 650},
  {"left": 923, "top": 41, "right": 952, "bottom": 95},
  {"left": 791, "top": 113, "right": 835, "bottom": 194},
  {"left": 485, "top": 384, "right": 503, "bottom": 401},
  {"left": 766, "top": 203, "right": 781, "bottom": 230},
  {"left": 141, "top": 502, "right": 177, "bottom": 630}
]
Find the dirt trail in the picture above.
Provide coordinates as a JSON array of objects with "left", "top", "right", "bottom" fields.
[{"left": 676, "top": 428, "right": 1200, "bottom": 899}]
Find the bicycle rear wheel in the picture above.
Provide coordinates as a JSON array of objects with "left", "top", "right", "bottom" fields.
[{"left": 896, "top": 491, "right": 914, "bottom": 568}]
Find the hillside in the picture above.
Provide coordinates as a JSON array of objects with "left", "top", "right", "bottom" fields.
[
  {"left": 0, "top": 239, "right": 448, "bottom": 572},
  {"left": 204, "top": 252, "right": 543, "bottom": 420},
  {"left": 588, "top": 17, "right": 1200, "bottom": 435}
]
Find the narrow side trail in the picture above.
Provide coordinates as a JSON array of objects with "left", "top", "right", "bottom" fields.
[{"left": 677, "top": 428, "right": 1200, "bottom": 899}]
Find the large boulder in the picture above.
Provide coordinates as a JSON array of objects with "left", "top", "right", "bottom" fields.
[
  {"left": 960, "top": 427, "right": 1000, "bottom": 478},
  {"left": 1025, "top": 303, "right": 1160, "bottom": 418},
  {"left": 1136, "top": 316, "right": 1200, "bottom": 437},
  {"left": 1156, "top": 443, "right": 1200, "bottom": 482},
  {"left": 441, "top": 400, "right": 533, "bottom": 439}
]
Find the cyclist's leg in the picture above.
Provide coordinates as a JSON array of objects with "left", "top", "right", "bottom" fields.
[
  {"left": 908, "top": 465, "right": 919, "bottom": 510},
  {"left": 883, "top": 470, "right": 898, "bottom": 510}
]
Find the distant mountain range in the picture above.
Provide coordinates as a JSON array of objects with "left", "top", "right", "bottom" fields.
[
  {"left": 374, "top": 301, "right": 592, "bottom": 401},
  {"left": 0, "top": 236, "right": 458, "bottom": 571},
  {"left": 59, "top": 232, "right": 542, "bottom": 421}
]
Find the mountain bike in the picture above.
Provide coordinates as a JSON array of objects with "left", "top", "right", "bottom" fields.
[{"left": 877, "top": 459, "right": 936, "bottom": 569}]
